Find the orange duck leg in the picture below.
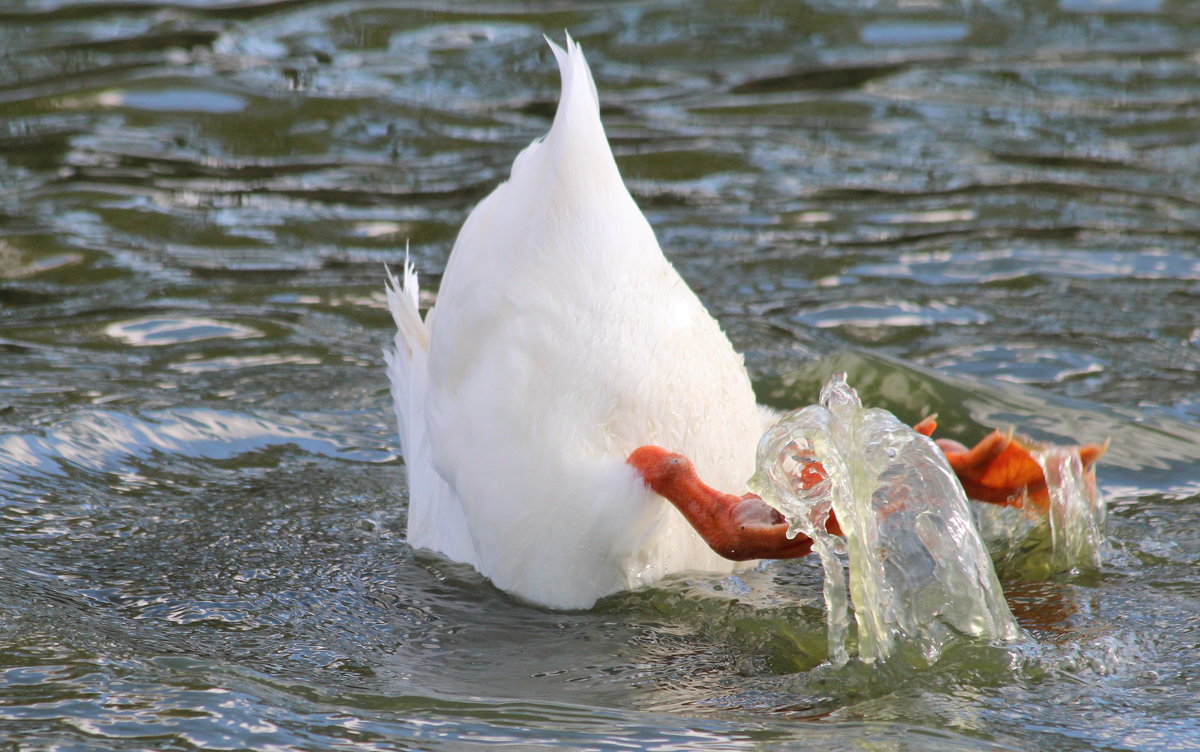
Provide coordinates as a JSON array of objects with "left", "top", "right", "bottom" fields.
[
  {"left": 629, "top": 419, "right": 1106, "bottom": 561},
  {"left": 912, "top": 416, "right": 1106, "bottom": 511},
  {"left": 627, "top": 446, "right": 839, "bottom": 561}
]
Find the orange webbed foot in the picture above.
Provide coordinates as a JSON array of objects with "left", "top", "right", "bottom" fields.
[
  {"left": 627, "top": 446, "right": 835, "bottom": 560},
  {"left": 915, "top": 416, "right": 1107, "bottom": 510}
]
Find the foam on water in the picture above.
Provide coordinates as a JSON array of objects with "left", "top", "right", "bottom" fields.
[{"left": 750, "top": 373, "right": 1021, "bottom": 665}]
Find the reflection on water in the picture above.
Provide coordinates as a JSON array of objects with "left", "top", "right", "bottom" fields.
[
  {"left": 2, "top": 0, "right": 1199, "bottom": 749},
  {"left": 105, "top": 316, "right": 262, "bottom": 346}
]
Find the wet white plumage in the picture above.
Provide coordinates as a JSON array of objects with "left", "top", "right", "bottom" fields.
[{"left": 385, "top": 36, "right": 763, "bottom": 609}]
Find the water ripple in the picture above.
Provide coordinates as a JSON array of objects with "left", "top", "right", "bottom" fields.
[{"left": 0, "top": 407, "right": 391, "bottom": 487}]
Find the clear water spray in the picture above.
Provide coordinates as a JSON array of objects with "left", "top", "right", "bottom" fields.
[
  {"left": 749, "top": 373, "right": 1022, "bottom": 665},
  {"left": 1033, "top": 444, "right": 1106, "bottom": 572},
  {"left": 967, "top": 438, "right": 1107, "bottom": 580}
]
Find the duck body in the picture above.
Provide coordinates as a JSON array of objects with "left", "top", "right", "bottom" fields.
[
  {"left": 386, "top": 37, "right": 1107, "bottom": 611},
  {"left": 386, "top": 37, "right": 762, "bottom": 609}
]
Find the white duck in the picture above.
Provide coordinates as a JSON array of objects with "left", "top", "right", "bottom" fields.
[
  {"left": 385, "top": 36, "right": 1097, "bottom": 610},
  {"left": 387, "top": 35, "right": 771, "bottom": 610}
]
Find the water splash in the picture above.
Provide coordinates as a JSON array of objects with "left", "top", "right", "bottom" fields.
[
  {"left": 1033, "top": 445, "right": 1106, "bottom": 573},
  {"left": 749, "top": 373, "right": 1021, "bottom": 665},
  {"left": 966, "top": 438, "right": 1107, "bottom": 581}
]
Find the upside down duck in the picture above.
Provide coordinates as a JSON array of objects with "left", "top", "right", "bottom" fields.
[{"left": 385, "top": 36, "right": 1103, "bottom": 609}]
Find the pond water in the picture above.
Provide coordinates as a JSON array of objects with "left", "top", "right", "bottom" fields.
[{"left": 2, "top": 1, "right": 1199, "bottom": 749}]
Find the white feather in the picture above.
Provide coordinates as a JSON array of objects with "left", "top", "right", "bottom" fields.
[
  {"left": 384, "top": 259, "right": 477, "bottom": 566},
  {"left": 386, "top": 35, "right": 761, "bottom": 609}
]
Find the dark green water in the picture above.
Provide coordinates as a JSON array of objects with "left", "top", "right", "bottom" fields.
[{"left": 2, "top": 1, "right": 1199, "bottom": 749}]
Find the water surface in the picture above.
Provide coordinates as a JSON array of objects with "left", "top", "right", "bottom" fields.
[{"left": 2, "top": 1, "right": 1199, "bottom": 749}]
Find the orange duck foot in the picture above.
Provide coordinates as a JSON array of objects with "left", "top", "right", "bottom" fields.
[
  {"left": 628, "top": 418, "right": 1106, "bottom": 560},
  {"left": 913, "top": 415, "right": 1107, "bottom": 511},
  {"left": 626, "top": 446, "right": 839, "bottom": 561}
]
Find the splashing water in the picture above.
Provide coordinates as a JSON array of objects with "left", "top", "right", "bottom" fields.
[
  {"left": 966, "top": 438, "right": 1107, "bottom": 580},
  {"left": 749, "top": 374, "right": 1021, "bottom": 665},
  {"left": 1033, "top": 445, "right": 1106, "bottom": 573}
]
